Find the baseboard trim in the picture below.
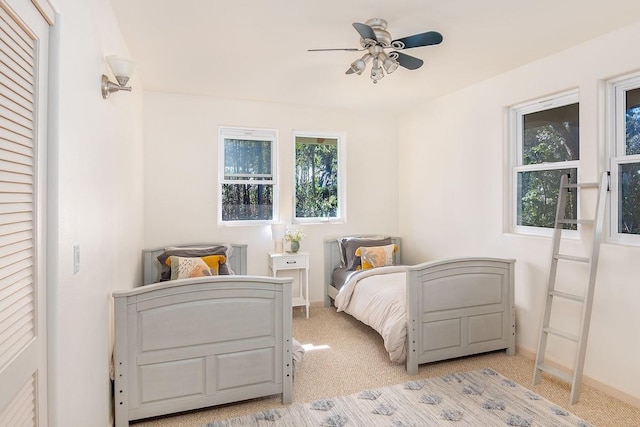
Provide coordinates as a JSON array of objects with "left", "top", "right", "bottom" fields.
[{"left": 517, "top": 345, "right": 640, "bottom": 409}]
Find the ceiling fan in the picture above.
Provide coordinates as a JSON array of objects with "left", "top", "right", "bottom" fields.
[{"left": 308, "top": 18, "right": 443, "bottom": 84}]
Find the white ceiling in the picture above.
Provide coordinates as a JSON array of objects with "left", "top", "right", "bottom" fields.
[{"left": 110, "top": 0, "right": 640, "bottom": 113}]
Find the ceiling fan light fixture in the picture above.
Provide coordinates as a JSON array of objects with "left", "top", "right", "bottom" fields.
[
  {"left": 385, "top": 58, "right": 399, "bottom": 74},
  {"left": 349, "top": 59, "right": 364, "bottom": 75},
  {"left": 370, "top": 58, "right": 384, "bottom": 83},
  {"left": 349, "top": 53, "right": 372, "bottom": 75},
  {"left": 379, "top": 53, "right": 399, "bottom": 74}
]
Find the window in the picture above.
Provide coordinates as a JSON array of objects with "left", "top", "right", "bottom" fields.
[
  {"left": 219, "top": 127, "right": 277, "bottom": 223},
  {"left": 608, "top": 75, "right": 640, "bottom": 244},
  {"left": 511, "top": 92, "right": 580, "bottom": 233},
  {"left": 293, "top": 132, "right": 345, "bottom": 222}
]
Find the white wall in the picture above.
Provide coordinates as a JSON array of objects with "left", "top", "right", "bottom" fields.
[
  {"left": 48, "top": 0, "right": 144, "bottom": 425},
  {"left": 44, "top": 2, "right": 640, "bottom": 423},
  {"left": 143, "top": 92, "right": 399, "bottom": 303},
  {"left": 398, "top": 22, "right": 640, "bottom": 402}
]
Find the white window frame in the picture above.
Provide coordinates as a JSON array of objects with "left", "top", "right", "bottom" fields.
[
  {"left": 607, "top": 73, "right": 640, "bottom": 245},
  {"left": 292, "top": 130, "right": 346, "bottom": 224},
  {"left": 510, "top": 91, "right": 580, "bottom": 237},
  {"left": 218, "top": 126, "right": 279, "bottom": 225}
]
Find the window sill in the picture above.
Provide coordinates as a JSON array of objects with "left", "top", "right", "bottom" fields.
[
  {"left": 293, "top": 218, "right": 345, "bottom": 226},
  {"left": 507, "top": 227, "right": 580, "bottom": 240}
]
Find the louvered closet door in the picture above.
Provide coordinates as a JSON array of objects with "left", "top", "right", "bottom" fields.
[{"left": 0, "top": 0, "right": 51, "bottom": 425}]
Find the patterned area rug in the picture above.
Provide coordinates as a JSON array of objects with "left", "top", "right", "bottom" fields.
[{"left": 203, "top": 369, "right": 590, "bottom": 426}]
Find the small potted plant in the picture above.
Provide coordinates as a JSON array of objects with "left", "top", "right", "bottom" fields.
[{"left": 284, "top": 229, "right": 305, "bottom": 253}]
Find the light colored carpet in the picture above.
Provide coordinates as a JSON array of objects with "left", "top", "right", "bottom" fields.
[{"left": 133, "top": 306, "right": 640, "bottom": 427}]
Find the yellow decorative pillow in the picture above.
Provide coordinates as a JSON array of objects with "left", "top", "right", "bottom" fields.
[
  {"left": 201, "top": 255, "right": 226, "bottom": 274},
  {"left": 166, "top": 256, "right": 215, "bottom": 279},
  {"left": 355, "top": 244, "right": 398, "bottom": 270}
]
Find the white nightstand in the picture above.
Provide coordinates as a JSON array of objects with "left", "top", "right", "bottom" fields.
[{"left": 268, "top": 252, "right": 310, "bottom": 318}]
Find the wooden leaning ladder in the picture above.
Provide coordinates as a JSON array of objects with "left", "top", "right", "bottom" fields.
[{"left": 532, "top": 171, "right": 609, "bottom": 404}]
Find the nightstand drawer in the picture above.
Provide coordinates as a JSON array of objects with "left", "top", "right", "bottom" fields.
[{"left": 272, "top": 254, "right": 308, "bottom": 270}]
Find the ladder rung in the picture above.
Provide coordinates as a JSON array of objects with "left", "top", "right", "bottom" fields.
[
  {"left": 554, "top": 254, "right": 590, "bottom": 263},
  {"left": 549, "top": 290, "right": 585, "bottom": 302},
  {"left": 536, "top": 363, "right": 573, "bottom": 383},
  {"left": 564, "top": 182, "right": 599, "bottom": 189},
  {"left": 558, "top": 219, "right": 595, "bottom": 225},
  {"left": 543, "top": 327, "right": 579, "bottom": 342}
]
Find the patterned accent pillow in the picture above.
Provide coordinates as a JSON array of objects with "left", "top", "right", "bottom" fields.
[
  {"left": 339, "top": 237, "right": 392, "bottom": 271},
  {"left": 165, "top": 244, "right": 234, "bottom": 274},
  {"left": 157, "top": 244, "right": 234, "bottom": 280},
  {"left": 355, "top": 244, "right": 398, "bottom": 270},
  {"left": 201, "top": 255, "right": 227, "bottom": 274},
  {"left": 167, "top": 256, "right": 215, "bottom": 279}
]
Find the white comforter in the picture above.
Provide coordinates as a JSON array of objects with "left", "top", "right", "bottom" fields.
[{"left": 334, "top": 265, "right": 408, "bottom": 363}]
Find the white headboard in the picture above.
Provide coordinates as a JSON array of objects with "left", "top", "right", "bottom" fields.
[{"left": 142, "top": 243, "right": 248, "bottom": 285}]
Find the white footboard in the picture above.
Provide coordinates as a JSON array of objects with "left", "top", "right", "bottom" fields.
[
  {"left": 113, "top": 276, "right": 293, "bottom": 426},
  {"left": 406, "top": 258, "right": 515, "bottom": 375}
]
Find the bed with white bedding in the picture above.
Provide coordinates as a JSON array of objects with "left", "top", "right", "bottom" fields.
[
  {"left": 112, "top": 243, "right": 295, "bottom": 426},
  {"left": 324, "top": 236, "right": 516, "bottom": 374}
]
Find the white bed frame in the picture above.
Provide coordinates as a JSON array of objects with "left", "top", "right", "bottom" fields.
[
  {"left": 113, "top": 244, "right": 293, "bottom": 426},
  {"left": 324, "top": 238, "right": 516, "bottom": 375}
]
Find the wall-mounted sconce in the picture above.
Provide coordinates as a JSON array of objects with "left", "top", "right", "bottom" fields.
[
  {"left": 271, "top": 223, "right": 286, "bottom": 253},
  {"left": 101, "top": 55, "right": 136, "bottom": 99}
]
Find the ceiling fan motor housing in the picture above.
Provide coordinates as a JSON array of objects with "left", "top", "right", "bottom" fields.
[{"left": 361, "top": 18, "right": 392, "bottom": 47}]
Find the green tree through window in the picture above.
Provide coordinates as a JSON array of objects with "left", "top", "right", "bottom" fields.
[
  {"left": 294, "top": 135, "right": 341, "bottom": 220},
  {"left": 618, "top": 89, "right": 640, "bottom": 234},
  {"left": 513, "top": 95, "right": 579, "bottom": 231},
  {"left": 219, "top": 128, "right": 276, "bottom": 222}
]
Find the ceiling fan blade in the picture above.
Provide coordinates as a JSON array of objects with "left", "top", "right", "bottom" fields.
[
  {"left": 391, "top": 52, "right": 424, "bottom": 70},
  {"left": 352, "top": 22, "right": 378, "bottom": 43},
  {"left": 308, "top": 48, "right": 362, "bottom": 52},
  {"left": 391, "top": 31, "right": 443, "bottom": 50}
]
